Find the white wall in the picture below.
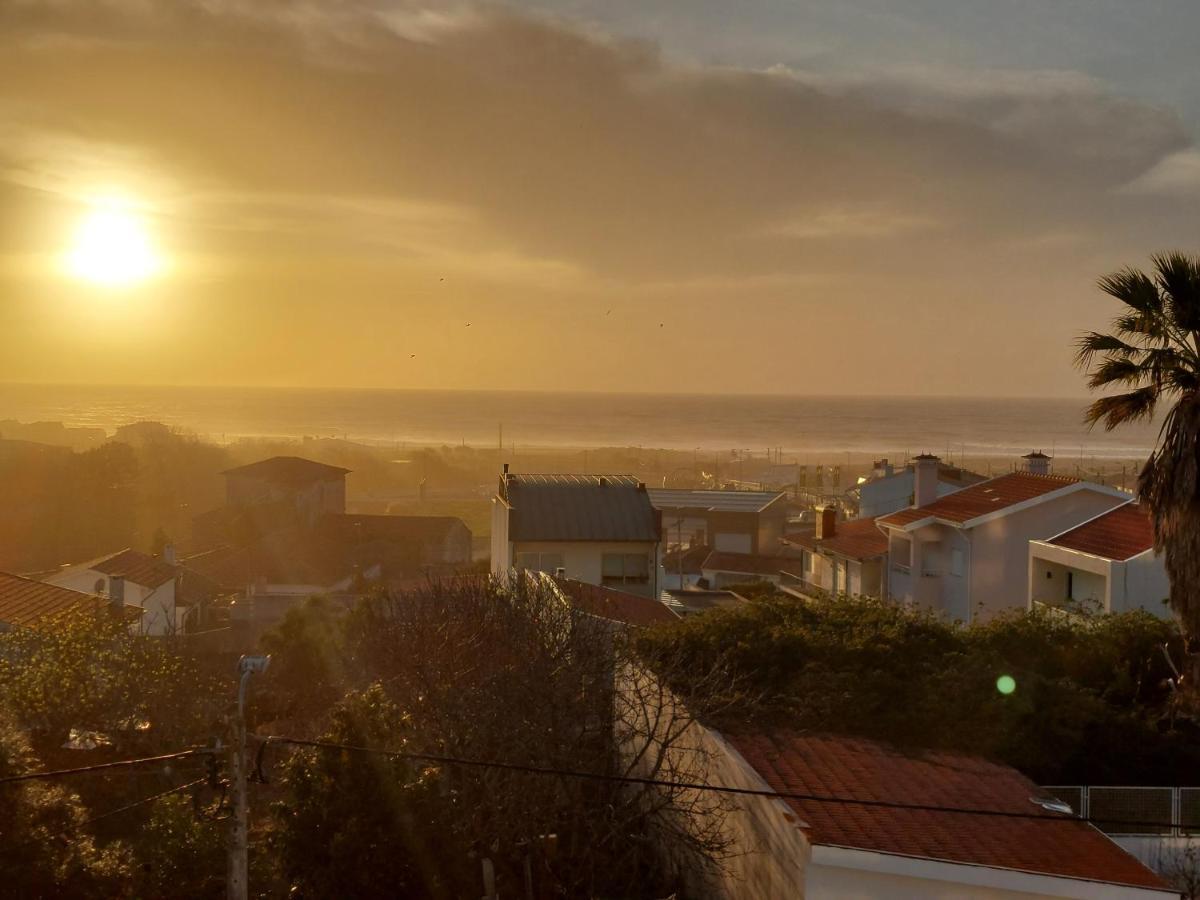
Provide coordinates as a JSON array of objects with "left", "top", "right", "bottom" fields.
[
  {"left": 967, "top": 488, "right": 1125, "bottom": 622},
  {"left": 46, "top": 567, "right": 177, "bottom": 635},
  {"left": 807, "top": 845, "right": 1171, "bottom": 900},
  {"left": 1120, "top": 552, "right": 1172, "bottom": 617},
  {"left": 489, "top": 497, "right": 511, "bottom": 574},
  {"left": 510, "top": 540, "right": 659, "bottom": 597}
]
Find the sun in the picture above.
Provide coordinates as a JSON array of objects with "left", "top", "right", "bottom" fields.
[{"left": 65, "top": 201, "right": 162, "bottom": 286}]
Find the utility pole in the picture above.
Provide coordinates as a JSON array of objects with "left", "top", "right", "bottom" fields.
[{"left": 228, "top": 655, "right": 270, "bottom": 900}]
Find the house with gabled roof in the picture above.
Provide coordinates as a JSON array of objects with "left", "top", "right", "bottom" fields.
[
  {"left": 491, "top": 467, "right": 662, "bottom": 598},
  {"left": 877, "top": 454, "right": 1129, "bottom": 623},
  {"left": 726, "top": 730, "right": 1173, "bottom": 899},
  {"left": 782, "top": 507, "right": 889, "bottom": 597},
  {"left": 1028, "top": 502, "right": 1169, "bottom": 617},
  {"left": 43, "top": 547, "right": 222, "bottom": 635}
]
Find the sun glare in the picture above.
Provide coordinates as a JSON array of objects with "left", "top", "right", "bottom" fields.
[{"left": 65, "top": 201, "right": 162, "bottom": 286}]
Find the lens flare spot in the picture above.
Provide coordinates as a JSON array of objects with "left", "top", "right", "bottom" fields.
[{"left": 996, "top": 675, "right": 1017, "bottom": 695}]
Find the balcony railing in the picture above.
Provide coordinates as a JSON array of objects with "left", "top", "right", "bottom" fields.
[{"left": 1043, "top": 785, "right": 1198, "bottom": 836}]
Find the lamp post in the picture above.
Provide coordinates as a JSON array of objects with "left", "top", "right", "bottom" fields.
[{"left": 228, "top": 654, "right": 270, "bottom": 900}]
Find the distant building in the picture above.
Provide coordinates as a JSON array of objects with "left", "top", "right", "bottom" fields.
[
  {"left": 491, "top": 469, "right": 662, "bottom": 598},
  {"left": 0, "top": 570, "right": 139, "bottom": 632},
  {"left": 727, "top": 730, "right": 1172, "bottom": 899},
  {"left": 647, "top": 488, "right": 788, "bottom": 555},
  {"left": 782, "top": 506, "right": 888, "bottom": 598},
  {"left": 878, "top": 454, "right": 1129, "bottom": 623},
  {"left": 1029, "top": 502, "right": 1169, "bottom": 617},
  {"left": 41, "top": 547, "right": 218, "bottom": 634},
  {"left": 318, "top": 513, "right": 473, "bottom": 575},
  {"left": 851, "top": 456, "right": 986, "bottom": 519},
  {"left": 222, "top": 456, "right": 350, "bottom": 524}
]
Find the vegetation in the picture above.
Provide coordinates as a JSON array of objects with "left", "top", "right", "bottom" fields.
[
  {"left": 639, "top": 592, "right": 1196, "bottom": 785},
  {"left": 1077, "top": 252, "right": 1200, "bottom": 691}
]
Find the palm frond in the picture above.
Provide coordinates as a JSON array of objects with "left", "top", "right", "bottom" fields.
[
  {"left": 1098, "top": 267, "right": 1162, "bottom": 315},
  {"left": 1152, "top": 252, "right": 1200, "bottom": 334},
  {"left": 1074, "top": 332, "right": 1139, "bottom": 368},
  {"left": 1083, "top": 387, "right": 1158, "bottom": 431},
  {"left": 1086, "top": 355, "right": 1148, "bottom": 390}
]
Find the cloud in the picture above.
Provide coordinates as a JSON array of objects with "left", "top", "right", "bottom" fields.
[{"left": 1, "top": 0, "right": 1198, "bottom": 394}]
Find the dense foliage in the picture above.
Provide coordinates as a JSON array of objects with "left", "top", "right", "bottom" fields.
[{"left": 639, "top": 592, "right": 1195, "bottom": 784}]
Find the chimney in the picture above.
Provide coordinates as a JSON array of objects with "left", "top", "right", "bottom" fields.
[
  {"left": 598, "top": 476, "right": 608, "bottom": 487},
  {"left": 108, "top": 574, "right": 125, "bottom": 612},
  {"left": 162, "top": 543, "right": 176, "bottom": 566},
  {"left": 913, "top": 454, "right": 940, "bottom": 507},
  {"left": 873, "top": 458, "right": 894, "bottom": 479},
  {"left": 815, "top": 505, "right": 837, "bottom": 540},
  {"left": 502, "top": 463, "right": 509, "bottom": 475},
  {"left": 1023, "top": 451, "right": 1052, "bottom": 476}
]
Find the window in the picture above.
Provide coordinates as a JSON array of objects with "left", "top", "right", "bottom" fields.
[
  {"left": 514, "top": 552, "right": 564, "bottom": 575},
  {"left": 950, "top": 548, "right": 964, "bottom": 577},
  {"left": 601, "top": 552, "right": 650, "bottom": 586}
]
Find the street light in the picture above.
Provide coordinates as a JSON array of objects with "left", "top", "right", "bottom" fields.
[{"left": 229, "top": 654, "right": 270, "bottom": 900}]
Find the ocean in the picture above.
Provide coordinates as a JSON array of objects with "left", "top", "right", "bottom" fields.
[{"left": 0, "top": 383, "right": 1161, "bottom": 461}]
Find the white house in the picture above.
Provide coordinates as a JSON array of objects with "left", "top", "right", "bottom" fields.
[
  {"left": 1029, "top": 502, "right": 1170, "bottom": 617},
  {"left": 781, "top": 506, "right": 888, "bottom": 598},
  {"left": 878, "top": 454, "right": 1129, "bottom": 623},
  {"left": 727, "top": 730, "right": 1173, "bottom": 900},
  {"left": 45, "top": 548, "right": 185, "bottom": 635},
  {"left": 852, "top": 457, "right": 985, "bottom": 519},
  {"left": 491, "top": 469, "right": 662, "bottom": 599}
]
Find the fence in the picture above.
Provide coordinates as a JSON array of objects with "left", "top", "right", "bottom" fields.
[{"left": 1044, "top": 786, "right": 1200, "bottom": 836}]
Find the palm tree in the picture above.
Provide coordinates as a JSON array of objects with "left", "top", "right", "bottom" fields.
[{"left": 1077, "top": 252, "right": 1200, "bottom": 686}]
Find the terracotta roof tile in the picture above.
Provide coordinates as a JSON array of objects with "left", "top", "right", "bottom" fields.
[
  {"left": 1048, "top": 503, "right": 1155, "bottom": 561},
  {"left": 553, "top": 577, "right": 679, "bottom": 627},
  {"left": 785, "top": 518, "right": 887, "bottom": 561},
  {"left": 726, "top": 731, "right": 1168, "bottom": 891},
  {"left": 701, "top": 550, "right": 801, "bottom": 578},
  {"left": 92, "top": 549, "right": 178, "bottom": 588},
  {"left": 879, "top": 472, "right": 1083, "bottom": 528},
  {"left": 0, "top": 571, "right": 126, "bottom": 629}
]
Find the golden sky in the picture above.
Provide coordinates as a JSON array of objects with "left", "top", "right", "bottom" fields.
[{"left": 1, "top": 1, "right": 1198, "bottom": 396}]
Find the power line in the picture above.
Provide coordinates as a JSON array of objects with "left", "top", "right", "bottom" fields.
[
  {"left": 0, "top": 749, "right": 201, "bottom": 786},
  {"left": 263, "top": 736, "right": 1180, "bottom": 831},
  {"left": 0, "top": 776, "right": 206, "bottom": 856}
]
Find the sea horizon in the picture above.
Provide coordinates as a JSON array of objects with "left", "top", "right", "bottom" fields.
[{"left": 0, "top": 382, "right": 1160, "bottom": 462}]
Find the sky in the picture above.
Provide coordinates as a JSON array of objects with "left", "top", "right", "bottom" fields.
[{"left": 1, "top": 0, "right": 1198, "bottom": 397}]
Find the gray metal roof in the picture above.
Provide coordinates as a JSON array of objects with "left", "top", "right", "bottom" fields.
[
  {"left": 646, "top": 488, "right": 786, "bottom": 514},
  {"left": 503, "top": 474, "right": 660, "bottom": 542}
]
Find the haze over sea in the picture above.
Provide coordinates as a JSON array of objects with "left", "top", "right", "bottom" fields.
[{"left": 0, "top": 384, "right": 1160, "bottom": 461}]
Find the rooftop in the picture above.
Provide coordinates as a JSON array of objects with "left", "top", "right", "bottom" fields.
[
  {"left": 321, "top": 513, "right": 470, "bottom": 543},
  {"left": 500, "top": 473, "right": 660, "bottom": 543},
  {"left": 91, "top": 548, "right": 179, "bottom": 589},
  {"left": 0, "top": 571, "right": 130, "bottom": 629},
  {"left": 1046, "top": 502, "right": 1155, "bottom": 562},
  {"left": 701, "top": 550, "right": 800, "bottom": 578},
  {"left": 646, "top": 488, "right": 786, "bottom": 514},
  {"left": 879, "top": 472, "right": 1085, "bottom": 529},
  {"left": 783, "top": 517, "right": 887, "bottom": 561},
  {"left": 727, "top": 730, "right": 1168, "bottom": 892},
  {"left": 552, "top": 577, "right": 679, "bottom": 627},
  {"left": 222, "top": 456, "right": 351, "bottom": 484}
]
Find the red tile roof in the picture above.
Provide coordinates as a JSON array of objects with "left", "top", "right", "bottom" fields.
[
  {"left": 0, "top": 571, "right": 124, "bottom": 629},
  {"left": 701, "top": 551, "right": 801, "bottom": 578},
  {"left": 785, "top": 518, "right": 887, "bottom": 561},
  {"left": 727, "top": 731, "right": 1168, "bottom": 891},
  {"left": 92, "top": 549, "right": 178, "bottom": 588},
  {"left": 879, "top": 472, "right": 1083, "bottom": 529},
  {"left": 1048, "top": 503, "right": 1155, "bottom": 561},
  {"left": 553, "top": 578, "right": 679, "bottom": 627}
]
